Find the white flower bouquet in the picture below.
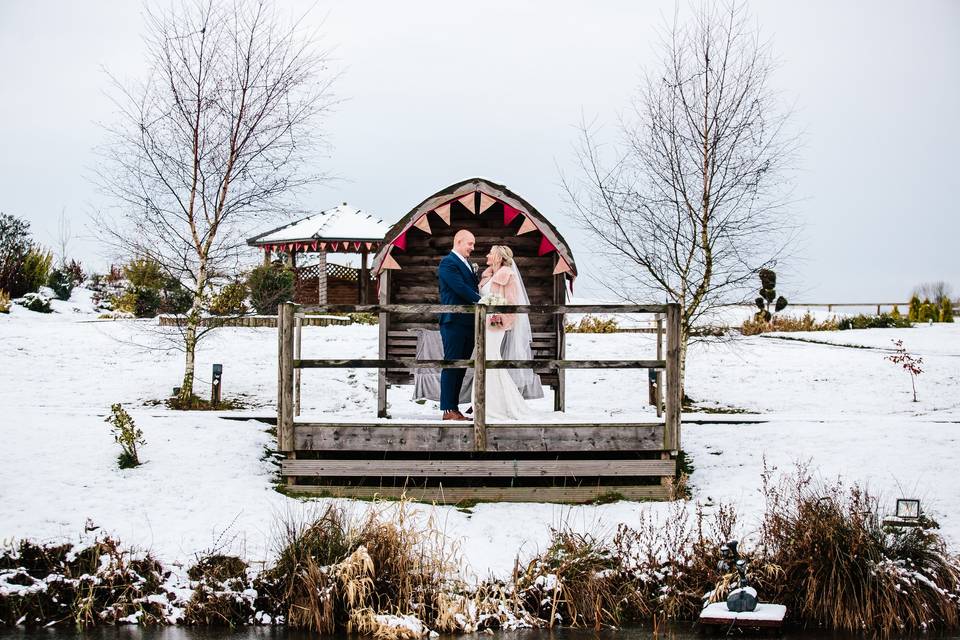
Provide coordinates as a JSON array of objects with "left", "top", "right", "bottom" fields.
[{"left": 479, "top": 293, "right": 508, "bottom": 327}]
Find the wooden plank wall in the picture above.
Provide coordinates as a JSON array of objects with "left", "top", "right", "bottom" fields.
[{"left": 386, "top": 197, "right": 562, "bottom": 387}]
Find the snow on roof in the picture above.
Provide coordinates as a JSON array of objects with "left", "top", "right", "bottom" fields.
[{"left": 251, "top": 203, "right": 389, "bottom": 244}]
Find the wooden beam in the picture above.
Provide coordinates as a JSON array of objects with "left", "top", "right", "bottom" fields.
[
  {"left": 305, "top": 303, "right": 669, "bottom": 315},
  {"left": 293, "top": 423, "right": 666, "bottom": 452},
  {"left": 664, "top": 304, "right": 681, "bottom": 451},
  {"left": 281, "top": 484, "right": 672, "bottom": 503},
  {"left": 377, "top": 271, "right": 390, "bottom": 418},
  {"left": 295, "top": 358, "right": 667, "bottom": 370},
  {"left": 474, "top": 305, "right": 486, "bottom": 450},
  {"left": 278, "top": 302, "right": 297, "bottom": 452},
  {"left": 281, "top": 458, "right": 675, "bottom": 477}
]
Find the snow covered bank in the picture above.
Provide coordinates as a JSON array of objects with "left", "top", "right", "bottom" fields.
[{"left": 1, "top": 304, "right": 958, "bottom": 580}]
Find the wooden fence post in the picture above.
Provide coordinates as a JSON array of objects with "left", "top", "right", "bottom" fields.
[
  {"left": 294, "top": 313, "right": 302, "bottom": 417},
  {"left": 664, "top": 304, "right": 681, "bottom": 452},
  {"left": 377, "top": 271, "right": 390, "bottom": 418},
  {"left": 655, "top": 313, "right": 664, "bottom": 418},
  {"left": 279, "top": 302, "right": 297, "bottom": 452},
  {"left": 474, "top": 305, "right": 487, "bottom": 451}
]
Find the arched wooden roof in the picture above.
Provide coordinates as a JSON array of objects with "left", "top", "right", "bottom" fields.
[{"left": 372, "top": 177, "right": 577, "bottom": 281}]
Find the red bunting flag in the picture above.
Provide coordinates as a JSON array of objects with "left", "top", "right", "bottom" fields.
[
  {"left": 393, "top": 231, "right": 407, "bottom": 251},
  {"left": 354, "top": 242, "right": 362, "bottom": 251},
  {"left": 538, "top": 235, "right": 556, "bottom": 256},
  {"left": 503, "top": 204, "right": 521, "bottom": 225},
  {"left": 365, "top": 242, "right": 374, "bottom": 251},
  {"left": 319, "top": 242, "right": 326, "bottom": 251},
  {"left": 311, "top": 241, "right": 318, "bottom": 251},
  {"left": 553, "top": 257, "right": 571, "bottom": 275}
]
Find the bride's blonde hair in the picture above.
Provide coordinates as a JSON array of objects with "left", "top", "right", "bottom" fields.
[{"left": 492, "top": 245, "right": 514, "bottom": 267}]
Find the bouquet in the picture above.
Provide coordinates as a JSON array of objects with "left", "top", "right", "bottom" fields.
[{"left": 479, "top": 293, "right": 508, "bottom": 327}]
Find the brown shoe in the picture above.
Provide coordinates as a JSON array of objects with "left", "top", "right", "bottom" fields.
[{"left": 442, "top": 410, "right": 470, "bottom": 421}]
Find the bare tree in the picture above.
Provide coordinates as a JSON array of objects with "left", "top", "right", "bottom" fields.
[
  {"left": 563, "top": 2, "right": 798, "bottom": 397},
  {"left": 56, "top": 208, "right": 72, "bottom": 266},
  {"left": 913, "top": 281, "right": 953, "bottom": 302},
  {"left": 97, "top": 0, "right": 334, "bottom": 405}
]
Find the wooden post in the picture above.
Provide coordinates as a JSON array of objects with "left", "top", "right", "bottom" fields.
[
  {"left": 474, "top": 304, "right": 487, "bottom": 450},
  {"left": 664, "top": 304, "right": 681, "bottom": 452},
  {"left": 359, "top": 246, "right": 369, "bottom": 304},
  {"left": 377, "top": 271, "right": 390, "bottom": 418},
  {"left": 655, "top": 314, "right": 663, "bottom": 418},
  {"left": 278, "top": 302, "right": 297, "bottom": 452},
  {"left": 294, "top": 313, "right": 302, "bottom": 417},
  {"left": 553, "top": 271, "right": 566, "bottom": 412},
  {"left": 263, "top": 248, "right": 272, "bottom": 265}
]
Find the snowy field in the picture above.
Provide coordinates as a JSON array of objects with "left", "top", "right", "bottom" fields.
[{"left": 2, "top": 292, "right": 959, "bottom": 580}]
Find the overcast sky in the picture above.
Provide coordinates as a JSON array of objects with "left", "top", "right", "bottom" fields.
[{"left": 1, "top": 0, "right": 957, "bottom": 301}]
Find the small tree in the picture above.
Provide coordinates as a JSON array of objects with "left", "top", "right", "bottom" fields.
[
  {"left": 753, "top": 269, "right": 788, "bottom": 324},
  {"left": 885, "top": 339, "right": 923, "bottom": 402},
  {"left": 105, "top": 403, "right": 145, "bottom": 468},
  {"left": 907, "top": 295, "right": 921, "bottom": 322},
  {"left": 939, "top": 296, "right": 954, "bottom": 323}
]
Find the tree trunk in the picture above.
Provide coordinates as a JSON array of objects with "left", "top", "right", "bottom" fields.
[
  {"left": 678, "top": 324, "right": 690, "bottom": 407},
  {"left": 177, "top": 265, "right": 207, "bottom": 406}
]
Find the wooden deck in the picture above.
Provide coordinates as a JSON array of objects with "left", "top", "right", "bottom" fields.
[{"left": 276, "top": 301, "right": 682, "bottom": 504}]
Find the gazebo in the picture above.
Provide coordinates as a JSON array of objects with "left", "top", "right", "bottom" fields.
[{"left": 247, "top": 203, "right": 388, "bottom": 305}]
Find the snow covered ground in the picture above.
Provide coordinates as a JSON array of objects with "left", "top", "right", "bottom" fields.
[{"left": 1, "top": 291, "right": 958, "bottom": 580}]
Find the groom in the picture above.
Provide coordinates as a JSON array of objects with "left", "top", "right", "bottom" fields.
[{"left": 437, "top": 229, "right": 482, "bottom": 421}]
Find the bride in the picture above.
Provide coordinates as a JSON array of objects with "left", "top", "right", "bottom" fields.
[{"left": 475, "top": 245, "right": 543, "bottom": 420}]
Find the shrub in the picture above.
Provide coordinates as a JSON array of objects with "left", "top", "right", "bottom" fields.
[
  {"left": 0, "top": 290, "right": 10, "bottom": 313},
  {"left": 46, "top": 267, "right": 74, "bottom": 300},
  {"left": 64, "top": 258, "right": 85, "bottom": 285},
  {"left": 940, "top": 296, "right": 954, "bottom": 323},
  {"left": 838, "top": 312, "right": 912, "bottom": 330},
  {"left": 209, "top": 281, "right": 249, "bottom": 316},
  {"left": 111, "top": 286, "right": 162, "bottom": 318},
  {"left": 908, "top": 295, "right": 922, "bottom": 322},
  {"left": 890, "top": 304, "right": 902, "bottom": 319},
  {"left": 564, "top": 314, "right": 619, "bottom": 333},
  {"left": 918, "top": 298, "right": 938, "bottom": 323},
  {"left": 741, "top": 311, "right": 837, "bottom": 335},
  {"left": 247, "top": 263, "right": 295, "bottom": 314},
  {"left": 123, "top": 257, "right": 165, "bottom": 289},
  {"left": 19, "top": 247, "right": 53, "bottom": 296},
  {"left": 0, "top": 213, "right": 34, "bottom": 297},
  {"left": 105, "top": 403, "right": 144, "bottom": 468},
  {"left": 16, "top": 291, "right": 52, "bottom": 313},
  {"left": 160, "top": 277, "right": 193, "bottom": 314},
  {"left": 753, "top": 268, "right": 788, "bottom": 324}
]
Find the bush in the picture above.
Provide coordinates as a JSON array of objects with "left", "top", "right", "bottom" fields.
[
  {"left": 247, "top": 263, "right": 295, "bottom": 314},
  {"left": 838, "top": 312, "right": 912, "bottom": 330},
  {"left": 0, "top": 213, "right": 33, "bottom": 297},
  {"left": 210, "top": 281, "right": 249, "bottom": 316},
  {"left": 46, "top": 268, "right": 74, "bottom": 301},
  {"left": 160, "top": 278, "right": 193, "bottom": 314},
  {"left": 16, "top": 291, "right": 52, "bottom": 313},
  {"left": 918, "top": 298, "right": 938, "bottom": 323},
  {"left": 123, "top": 257, "right": 165, "bottom": 289},
  {"left": 940, "top": 296, "right": 954, "bottom": 323},
  {"left": 105, "top": 403, "right": 144, "bottom": 469},
  {"left": 111, "top": 286, "right": 162, "bottom": 318},
  {"left": 908, "top": 295, "right": 922, "bottom": 322},
  {"left": 19, "top": 248, "right": 53, "bottom": 296},
  {"left": 565, "top": 314, "right": 619, "bottom": 333},
  {"left": 741, "top": 311, "right": 838, "bottom": 335},
  {"left": 0, "top": 290, "right": 10, "bottom": 313}
]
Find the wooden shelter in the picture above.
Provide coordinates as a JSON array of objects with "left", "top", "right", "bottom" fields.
[
  {"left": 247, "top": 203, "right": 388, "bottom": 305},
  {"left": 370, "top": 177, "right": 577, "bottom": 414}
]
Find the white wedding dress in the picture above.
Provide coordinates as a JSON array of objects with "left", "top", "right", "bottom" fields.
[{"left": 476, "top": 280, "right": 531, "bottom": 421}]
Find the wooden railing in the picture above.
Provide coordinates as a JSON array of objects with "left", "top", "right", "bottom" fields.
[{"left": 276, "top": 302, "right": 682, "bottom": 454}]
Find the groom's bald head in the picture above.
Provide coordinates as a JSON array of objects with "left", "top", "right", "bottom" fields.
[{"left": 453, "top": 230, "right": 475, "bottom": 257}]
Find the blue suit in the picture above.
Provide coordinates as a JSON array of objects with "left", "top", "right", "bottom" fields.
[{"left": 437, "top": 252, "right": 481, "bottom": 411}]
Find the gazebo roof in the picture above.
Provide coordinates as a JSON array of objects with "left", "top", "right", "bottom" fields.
[{"left": 247, "top": 203, "right": 389, "bottom": 248}]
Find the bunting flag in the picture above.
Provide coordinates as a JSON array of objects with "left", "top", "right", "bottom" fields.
[
  {"left": 365, "top": 242, "right": 374, "bottom": 251},
  {"left": 413, "top": 214, "right": 432, "bottom": 234},
  {"left": 319, "top": 242, "right": 327, "bottom": 251},
  {"left": 353, "top": 242, "right": 362, "bottom": 251},
  {"left": 458, "top": 192, "right": 477, "bottom": 214},
  {"left": 311, "top": 240, "right": 318, "bottom": 251},
  {"left": 538, "top": 235, "right": 556, "bottom": 256},
  {"left": 393, "top": 231, "right": 408, "bottom": 251},
  {"left": 553, "top": 256, "right": 572, "bottom": 275},
  {"left": 517, "top": 217, "right": 537, "bottom": 235},
  {"left": 330, "top": 241, "right": 340, "bottom": 251},
  {"left": 434, "top": 202, "right": 451, "bottom": 225},
  {"left": 381, "top": 251, "right": 402, "bottom": 270},
  {"left": 503, "top": 204, "right": 521, "bottom": 225},
  {"left": 479, "top": 193, "right": 497, "bottom": 214}
]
